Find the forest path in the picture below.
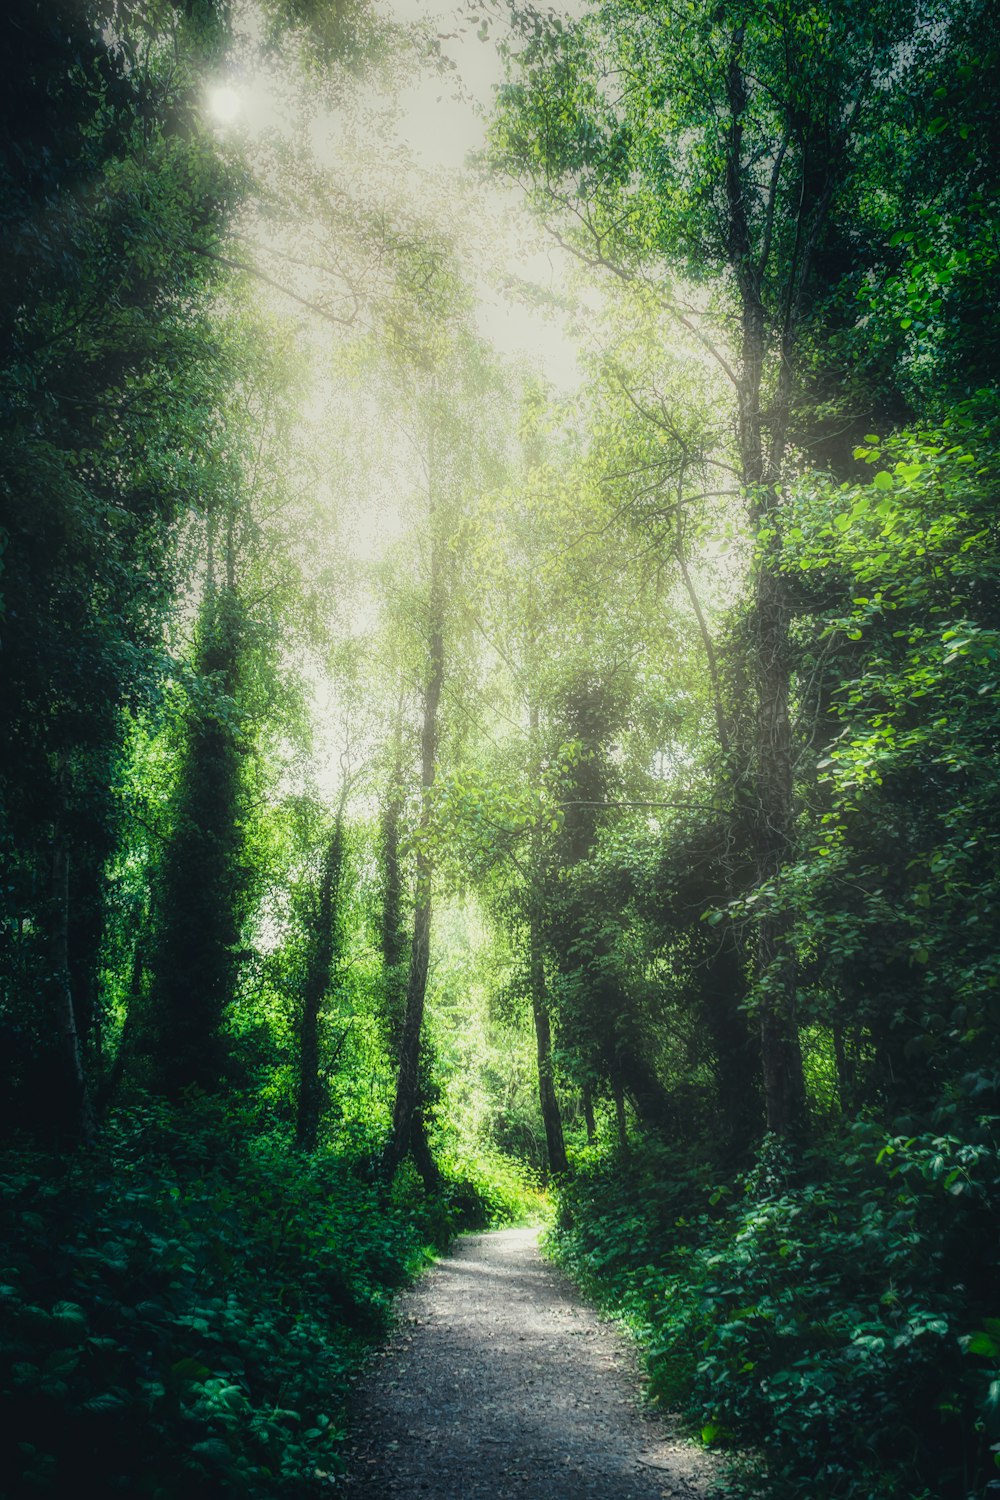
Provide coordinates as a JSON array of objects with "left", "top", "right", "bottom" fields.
[{"left": 342, "top": 1226, "right": 716, "bottom": 1500}]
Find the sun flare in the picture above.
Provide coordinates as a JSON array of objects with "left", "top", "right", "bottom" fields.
[{"left": 207, "top": 83, "right": 241, "bottom": 125}]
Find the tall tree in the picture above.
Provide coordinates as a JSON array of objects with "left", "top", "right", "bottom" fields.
[
  {"left": 296, "top": 796, "right": 349, "bottom": 1150},
  {"left": 384, "top": 399, "right": 449, "bottom": 1184},
  {"left": 490, "top": 0, "right": 961, "bottom": 1132},
  {"left": 0, "top": 0, "right": 235, "bottom": 1141}
]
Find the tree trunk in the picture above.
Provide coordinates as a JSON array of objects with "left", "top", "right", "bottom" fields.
[
  {"left": 97, "top": 930, "right": 145, "bottom": 1116},
  {"left": 751, "top": 555, "right": 805, "bottom": 1134},
  {"left": 296, "top": 811, "right": 345, "bottom": 1152},
  {"left": 384, "top": 487, "right": 445, "bottom": 1187},
  {"left": 723, "top": 35, "right": 807, "bottom": 1136},
  {"left": 380, "top": 703, "right": 407, "bottom": 1062},
  {"left": 527, "top": 702, "right": 568, "bottom": 1178},
  {"left": 154, "top": 577, "right": 244, "bottom": 1098},
  {"left": 832, "top": 1022, "right": 853, "bottom": 1115},
  {"left": 582, "top": 1081, "right": 596, "bottom": 1144},
  {"left": 613, "top": 1067, "right": 628, "bottom": 1156},
  {"left": 529, "top": 906, "right": 568, "bottom": 1177},
  {"left": 701, "top": 920, "right": 763, "bottom": 1159},
  {"left": 50, "top": 842, "right": 95, "bottom": 1146}
]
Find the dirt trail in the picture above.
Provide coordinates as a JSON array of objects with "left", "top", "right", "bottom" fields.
[{"left": 343, "top": 1226, "right": 716, "bottom": 1500}]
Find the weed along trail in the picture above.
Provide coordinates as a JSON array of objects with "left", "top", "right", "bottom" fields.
[{"left": 343, "top": 1226, "right": 715, "bottom": 1500}]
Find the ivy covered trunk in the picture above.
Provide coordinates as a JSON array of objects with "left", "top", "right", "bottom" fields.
[
  {"left": 750, "top": 551, "right": 805, "bottom": 1134},
  {"left": 152, "top": 579, "right": 245, "bottom": 1098}
]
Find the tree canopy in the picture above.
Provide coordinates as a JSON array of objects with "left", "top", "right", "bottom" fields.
[{"left": 1, "top": 1, "right": 998, "bottom": 1495}]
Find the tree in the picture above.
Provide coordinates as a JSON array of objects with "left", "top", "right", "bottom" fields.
[
  {"left": 295, "top": 796, "right": 350, "bottom": 1150},
  {"left": 0, "top": 0, "right": 236, "bottom": 1142},
  {"left": 381, "top": 381, "right": 462, "bottom": 1185},
  {"left": 489, "top": 0, "right": 969, "bottom": 1132}
]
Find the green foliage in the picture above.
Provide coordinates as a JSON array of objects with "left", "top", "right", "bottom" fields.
[
  {"left": 3, "top": 0, "right": 999, "bottom": 1489},
  {"left": 149, "top": 586, "right": 251, "bottom": 1097},
  {"left": 548, "top": 1128, "right": 1000, "bottom": 1498},
  {"left": 0, "top": 1096, "right": 526, "bottom": 1498}
]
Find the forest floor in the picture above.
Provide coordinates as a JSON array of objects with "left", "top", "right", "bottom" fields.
[{"left": 341, "top": 1226, "right": 718, "bottom": 1500}]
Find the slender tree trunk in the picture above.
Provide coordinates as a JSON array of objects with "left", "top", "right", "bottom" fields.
[
  {"left": 832, "top": 1022, "right": 852, "bottom": 1115},
  {"left": 385, "top": 480, "right": 445, "bottom": 1187},
  {"left": 582, "top": 1081, "right": 596, "bottom": 1144},
  {"left": 675, "top": 518, "right": 762, "bottom": 1147},
  {"left": 386, "top": 839, "right": 436, "bottom": 1181},
  {"left": 724, "top": 34, "right": 806, "bottom": 1136},
  {"left": 296, "top": 810, "right": 345, "bottom": 1152},
  {"left": 527, "top": 702, "right": 567, "bottom": 1178},
  {"left": 50, "top": 842, "right": 95, "bottom": 1146},
  {"left": 529, "top": 907, "right": 568, "bottom": 1177},
  {"left": 750, "top": 534, "right": 805, "bottom": 1135},
  {"left": 380, "top": 701, "right": 407, "bottom": 1062},
  {"left": 613, "top": 1067, "right": 628, "bottom": 1156}
]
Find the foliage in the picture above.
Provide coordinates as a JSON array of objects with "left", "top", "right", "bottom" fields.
[
  {"left": 0, "top": 1097, "right": 527, "bottom": 1499},
  {"left": 548, "top": 1127, "right": 1000, "bottom": 1499},
  {"left": 2, "top": 0, "right": 999, "bottom": 1491}
]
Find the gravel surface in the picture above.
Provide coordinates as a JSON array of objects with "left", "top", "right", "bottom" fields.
[{"left": 342, "top": 1226, "right": 717, "bottom": 1500}]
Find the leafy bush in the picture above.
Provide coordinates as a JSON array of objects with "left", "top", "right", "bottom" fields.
[
  {"left": 436, "top": 1140, "right": 545, "bottom": 1229},
  {"left": 0, "top": 1096, "right": 522, "bottom": 1498},
  {"left": 547, "top": 1124, "right": 1000, "bottom": 1500}
]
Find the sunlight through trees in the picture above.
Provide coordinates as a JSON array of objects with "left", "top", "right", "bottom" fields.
[{"left": 2, "top": 0, "right": 998, "bottom": 1495}]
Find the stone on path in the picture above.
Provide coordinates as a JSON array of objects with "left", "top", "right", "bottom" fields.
[{"left": 343, "top": 1226, "right": 716, "bottom": 1500}]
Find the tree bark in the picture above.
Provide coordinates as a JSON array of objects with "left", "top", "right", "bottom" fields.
[
  {"left": 529, "top": 905, "right": 568, "bottom": 1177},
  {"left": 724, "top": 34, "right": 806, "bottom": 1136},
  {"left": 527, "top": 702, "right": 568, "bottom": 1178},
  {"left": 296, "top": 809, "right": 345, "bottom": 1152},
  {"left": 750, "top": 555, "right": 805, "bottom": 1134},
  {"left": 582, "top": 1081, "right": 596, "bottom": 1144},
  {"left": 613, "top": 1067, "right": 628, "bottom": 1155},
  {"left": 384, "top": 475, "right": 445, "bottom": 1187},
  {"left": 380, "top": 701, "right": 408, "bottom": 1062},
  {"left": 50, "top": 842, "right": 95, "bottom": 1146}
]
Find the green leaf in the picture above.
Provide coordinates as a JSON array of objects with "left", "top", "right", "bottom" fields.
[{"left": 873, "top": 471, "right": 894, "bottom": 490}]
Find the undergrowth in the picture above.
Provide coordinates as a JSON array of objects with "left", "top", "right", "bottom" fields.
[
  {"left": 0, "top": 1097, "right": 532, "bottom": 1498},
  {"left": 546, "top": 1121, "right": 1000, "bottom": 1500}
]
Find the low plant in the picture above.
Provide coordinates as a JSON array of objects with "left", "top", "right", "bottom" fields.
[
  {"left": 547, "top": 1123, "right": 1000, "bottom": 1500},
  {"left": 0, "top": 1095, "right": 524, "bottom": 1498}
]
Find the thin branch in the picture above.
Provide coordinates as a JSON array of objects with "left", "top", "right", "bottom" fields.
[
  {"left": 756, "top": 131, "right": 790, "bottom": 280},
  {"left": 540, "top": 219, "right": 741, "bottom": 389},
  {"left": 558, "top": 799, "right": 719, "bottom": 812},
  {"left": 194, "top": 248, "right": 361, "bottom": 328},
  {"left": 675, "top": 477, "right": 731, "bottom": 756}
]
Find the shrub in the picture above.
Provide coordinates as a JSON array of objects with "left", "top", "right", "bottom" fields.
[
  {"left": 546, "top": 1124, "right": 1000, "bottom": 1500},
  {"left": 0, "top": 1096, "right": 523, "bottom": 1498}
]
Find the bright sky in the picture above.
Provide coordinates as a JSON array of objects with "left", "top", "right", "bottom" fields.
[
  {"left": 201, "top": 0, "right": 598, "bottom": 799},
  {"left": 208, "top": 0, "right": 588, "bottom": 391}
]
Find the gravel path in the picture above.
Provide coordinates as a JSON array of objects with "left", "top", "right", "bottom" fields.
[{"left": 342, "top": 1226, "right": 717, "bottom": 1500}]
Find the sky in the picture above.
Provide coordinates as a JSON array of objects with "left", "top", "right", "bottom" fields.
[{"left": 208, "top": 0, "right": 589, "bottom": 391}]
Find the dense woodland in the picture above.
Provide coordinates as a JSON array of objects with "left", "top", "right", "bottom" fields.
[{"left": 1, "top": 0, "right": 998, "bottom": 1495}]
